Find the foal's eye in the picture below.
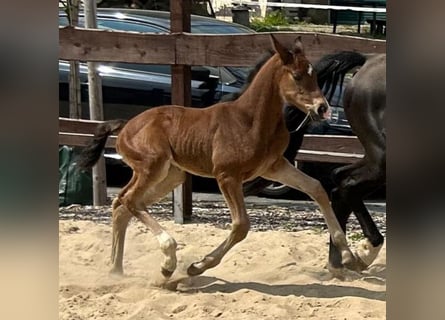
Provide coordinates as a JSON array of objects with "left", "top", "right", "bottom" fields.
[{"left": 292, "top": 72, "right": 303, "bottom": 81}]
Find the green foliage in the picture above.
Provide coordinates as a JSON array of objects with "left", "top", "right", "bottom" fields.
[
  {"left": 348, "top": 232, "right": 365, "bottom": 242},
  {"left": 250, "top": 10, "right": 290, "bottom": 32}
]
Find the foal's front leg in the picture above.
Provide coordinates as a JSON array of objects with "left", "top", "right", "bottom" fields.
[
  {"left": 187, "top": 174, "right": 250, "bottom": 276},
  {"left": 262, "top": 157, "right": 358, "bottom": 269}
]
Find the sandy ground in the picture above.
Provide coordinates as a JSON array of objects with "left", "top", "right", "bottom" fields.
[{"left": 59, "top": 211, "right": 386, "bottom": 320}]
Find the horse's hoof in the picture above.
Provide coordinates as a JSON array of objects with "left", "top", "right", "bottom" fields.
[
  {"left": 187, "top": 263, "right": 205, "bottom": 276},
  {"left": 352, "top": 255, "right": 370, "bottom": 272},
  {"left": 109, "top": 266, "right": 124, "bottom": 276},
  {"left": 354, "top": 239, "right": 383, "bottom": 270},
  {"left": 328, "top": 264, "right": 361, "bottom": 281},
  {"left": 342, "top": 256, "right": 362, "bottom": 273},
  {"left": 161, "top": 267, "right": 174, "bottom": 278},
  {"left": 162, "top": 280, "right": 179, "bottom": 291},
  {"left": 341, "top": 249, "right": 356, "bottom": 267}
]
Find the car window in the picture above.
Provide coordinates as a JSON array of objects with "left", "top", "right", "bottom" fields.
[
  {"left": 60, "top": 15, "right": 166, "bottom": 33},
  {"left": 108, "top": 63, "right": 171, "bottom": 75},
  {"left": 59, "top": 12, "right": 249, "bottom": 86},
  {"left": 103, "top": 63, "right": 238, "bottom": 85},
  {"left": 96, "top": 19, "right": 166, "bottom": 33},
  {"left": 191, "top": 25, "right": 252, "bottom": 34}
]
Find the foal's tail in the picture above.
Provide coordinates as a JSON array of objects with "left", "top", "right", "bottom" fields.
[
  {"left": 315, "top": 51, "right": 367, "bottom": 103},
  {"left": 77, "top": 119, "right": 127, "bottom": 170}
]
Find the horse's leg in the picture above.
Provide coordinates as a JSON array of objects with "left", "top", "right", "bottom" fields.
[
  {"left": 110, "top": 198, "right": 133, "bottom": 275},
  {"left": 110, "top": 173, "right": 137, "bottom": 275},
  {"left": 327, "top": 160, "right": 365, "bottom": 274},
  {"left": 327, "top": 187, "right": 353, "bottom": 274},
  {"left": 262, "top": 157, "right": 357, "bottom": 268},
  {"left": 349, "top": 196, "right": 384, "bottom": 270},
  {"left": 117, "top": 152, "right": 181, "bottom": 279},
  {"left": 187, "top": 175, "right": 249, "bottom": 276},
  {"left": 333, "top": 161, "right": 385, "bottom": 271}
]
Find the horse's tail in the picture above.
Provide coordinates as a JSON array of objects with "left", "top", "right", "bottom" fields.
[
  {"left": 314, "top": 51, "right": 367, "bottom": 103},
  {"left": 77, "top": 119, "right": 127, "bottom": 170}
]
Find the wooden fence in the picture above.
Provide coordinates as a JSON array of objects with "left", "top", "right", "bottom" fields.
[
  {"left": 59, "top": 117, "right": 364, "bottom": 164},
  {"left": 60, "top": 27, "right": 385, "bottom": 66},
  {"left": 59, "top": 10, "right": 383, "bottom": 222}
]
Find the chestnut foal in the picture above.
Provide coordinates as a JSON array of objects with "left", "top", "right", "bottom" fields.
[{"left": 79, "top": 35, "right": 358, "bottom": 284}]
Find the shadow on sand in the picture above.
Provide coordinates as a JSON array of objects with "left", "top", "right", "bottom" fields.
[{"left": 177, "top": 275, "right": 385, "bottom": 301}]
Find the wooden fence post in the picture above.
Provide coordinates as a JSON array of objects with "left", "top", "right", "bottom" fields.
[{"left": 171, "top": 1, "right": 193, "bottom": 223}]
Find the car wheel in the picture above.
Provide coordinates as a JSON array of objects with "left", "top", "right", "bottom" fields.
[
  {"left": 261, "top": 181, "right": 292, "bottom": 197},
  {"left": 260, "top": 161, "right": 299, "bottom": 198}
]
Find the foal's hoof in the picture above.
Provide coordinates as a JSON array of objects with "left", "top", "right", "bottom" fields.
[
  {"left": 161, "top": 267, "right": 174, "bottom": 278},
  {"left": 109, "top": 266, "right": 124, "bottom": 276},
  {"left": 187, "top": 263, "right": 206, "bottom": 277}
]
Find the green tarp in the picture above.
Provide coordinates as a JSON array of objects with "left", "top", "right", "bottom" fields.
[{"left": 59, "top": 146, "right": 93, "bottom": 206}]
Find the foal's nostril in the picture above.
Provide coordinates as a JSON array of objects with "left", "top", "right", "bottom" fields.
[{"left": 318, "top": 103, "right": 328, "bottom": 116}]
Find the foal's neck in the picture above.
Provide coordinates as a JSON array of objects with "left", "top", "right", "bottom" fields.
[{"left": 235, "top": 55, "right": 286, "bottom": 129}]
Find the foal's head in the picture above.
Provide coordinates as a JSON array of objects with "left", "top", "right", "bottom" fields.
[{"left": 271, "top": 35, "right": 330, "bottom": 120}]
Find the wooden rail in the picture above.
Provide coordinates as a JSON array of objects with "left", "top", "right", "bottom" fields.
[
  {"left": 59, "top": 118, "right": 364, "bottom": 164},
  {"left": 297, "top": 134, "right": 363, "bottom": 164},
  {"left": 59, "top": 27, "right": 385, "bottom": 66}
]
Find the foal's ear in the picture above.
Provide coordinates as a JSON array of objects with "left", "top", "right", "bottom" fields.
[
  {"left": 293, "top": 36, "right": 305, "bottom": 55},
  {"left": 270, "top": 34, "right": 293, "bottom": 65}
]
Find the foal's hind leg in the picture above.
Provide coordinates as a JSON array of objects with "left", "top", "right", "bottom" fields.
[
  {"left": 110, "top": 198, "right": 133, "bottom": 275},
  {"left": 187, "top": 174, "right": 250, "bottom": 276},
  {"left": 262, "top": 158, "right": 358, "bottom": 268},
  {"left": 110, "top": 173, "right": 137, "bottom": 275},
  {"left": 109, "top": 166, "right": 186, "bottom": 277},
  {"left": 115, "top": 154, "right": 185, "bottom": 279}
]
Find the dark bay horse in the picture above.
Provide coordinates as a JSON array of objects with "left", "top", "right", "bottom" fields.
[
  {"left": 78, "top": 35, "right": 359, "bottom": 285},
  {"left": 326, "top": 52, "right": 386, "bottom": 276}
]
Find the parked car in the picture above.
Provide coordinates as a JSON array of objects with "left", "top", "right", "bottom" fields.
[
  {"left": 59, "top": 8, "right": 254, "bottom": 120},
  {"left": 59, "top": 8, "right": 354, "bottom": 197}
]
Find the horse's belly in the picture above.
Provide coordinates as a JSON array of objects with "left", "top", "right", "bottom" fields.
[{"left": 170, "top": 155, "right": 215, "bottom": 178}]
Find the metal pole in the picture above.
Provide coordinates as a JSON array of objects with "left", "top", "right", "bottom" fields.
[
  {"left": 84, "top": 0, "right": 107, "bottom": 205},
  {"left": 67, "top": 0, "right": 81, "bottom": 119}
]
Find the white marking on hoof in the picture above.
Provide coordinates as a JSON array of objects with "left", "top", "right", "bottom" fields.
[
  {"left": 157, "top": 231, "right": 177, "bottom": 273},
  {"left": 355, "top": 239, "right": 383, "bottom": 267}
]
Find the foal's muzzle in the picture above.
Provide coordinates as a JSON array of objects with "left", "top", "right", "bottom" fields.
[{"left": 315, "top": 102, "right": 331, "bottom": 120}]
